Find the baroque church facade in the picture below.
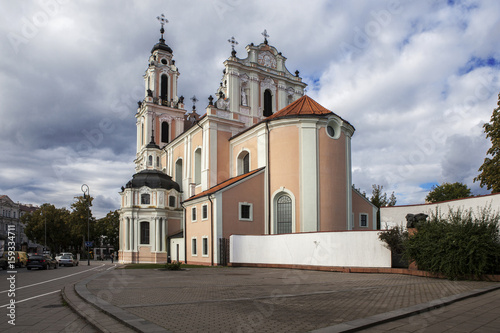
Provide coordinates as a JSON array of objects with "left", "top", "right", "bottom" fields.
[{"left": 118, "top": 23, "right": 377, "bottom": 265}]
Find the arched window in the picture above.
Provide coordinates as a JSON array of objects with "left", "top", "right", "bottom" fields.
[
  {"left": 148, "top": 155, "right": 153, "bottom": 166},
  {"left": 141, "top": 193, "right": 150, "bottom": 205},
  {"left": 161, "top": 121, "right": 169, "bottom": 143},
  {"left": 140, "top": 222, "right": 150, "bottom": 244},
  {"left": 156, "top": 156, "right": 160, "bottom": 168},
  {"left": 194, "top": 148, "right": 202, "bottom": 185},
  {"left": 276, "top": 194, "right": 292, "bottom": 234},
  {"left": 263, "top": 89, "right": 273, "bottom": 117},
  {"left": 161, "top": 74, "right": 168, "bottom": 102},
  {"left": 141, "top": 123, "right": 144, "bottom": 145},
  {"left": 175, "top": 159, "right": 183, "bottom": 191},
  {"left": 237, "top": 151, "right": 250, "bottom": 175}
]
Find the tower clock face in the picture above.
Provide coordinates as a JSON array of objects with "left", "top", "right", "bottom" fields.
[{"left": 258, "top": 51, "right": 277, "bottom": 68}]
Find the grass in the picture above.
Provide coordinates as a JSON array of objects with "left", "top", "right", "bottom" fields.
[{"left": 123, "top": 263, "right": 216, "bottom": 269}]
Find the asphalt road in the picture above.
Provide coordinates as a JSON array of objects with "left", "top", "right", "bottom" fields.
[{"left": 0, "top": 260, "right": 116, "bottom": 332}]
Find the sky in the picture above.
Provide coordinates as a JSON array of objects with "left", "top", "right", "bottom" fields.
[{"left": 1, "top": 0, "right": 499, "bottom": 218}]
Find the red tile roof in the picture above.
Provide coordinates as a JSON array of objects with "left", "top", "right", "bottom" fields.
[
  {"left": 182, "top": 167, "right": 265, "bottom": 203},
  {"left": 266, "top": 95, "right": 333, "bottom": 119}
]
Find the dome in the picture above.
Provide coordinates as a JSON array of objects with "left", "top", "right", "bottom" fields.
[
  {"left": 151, "top": 42, "right": 173, "bottom": 54},
  {"left": 125, "top": 170, "right": 180, "bottom": 191}
]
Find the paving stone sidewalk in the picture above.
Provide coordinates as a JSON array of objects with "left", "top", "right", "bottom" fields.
[{"left": 75, "top": 267, "right": 499, "bottom": 332}]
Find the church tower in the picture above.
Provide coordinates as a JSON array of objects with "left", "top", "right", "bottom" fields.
[
  {"left": 119, "top": 15, "right": 183, "bottom": 264},
  {"left": 135, "top": 14, "right": 186, "bottom": 173}
]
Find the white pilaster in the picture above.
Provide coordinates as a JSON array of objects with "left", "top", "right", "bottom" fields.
[{"left": 300, "top": 121, "right": 319, "bottom": 232}]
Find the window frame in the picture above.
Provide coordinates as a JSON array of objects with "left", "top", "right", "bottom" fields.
[
  {"left": 201, "top": 204, "right": 208, "bottom": 220},
  {"left": 202, "top": 237, "right": 208, "bottom": 257},
  {"left": 191, "top": 207, "right": 197, "bottom": 222},
  {"left": 169, "top": 195, "right": 176, "bottom": 208},
  {"left": 140, "top": 221, "right": 150, "bottom": 245},
  {"left": 238, "top": 202, "right": 253, "bottom": 221},
  {"left": 191, "top": 237, "right": 197, "bottom": 256},
  {"left": 360, "top": 213, "right": 368, "bottom": 228}
]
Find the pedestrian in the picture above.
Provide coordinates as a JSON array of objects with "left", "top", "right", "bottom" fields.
[{"left": 111, "top": 252, "right": 114, "bottom": 263}]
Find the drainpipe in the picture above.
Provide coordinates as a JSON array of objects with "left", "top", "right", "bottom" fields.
[
  {"left": 266, "top": 120, "right": 271, "bottom": 235},
  {"left": 208, "top": 195, "right": 214, "bottom": 266},
  {"left": 180, "top": 201, "right": 187, "bottom": 264}
]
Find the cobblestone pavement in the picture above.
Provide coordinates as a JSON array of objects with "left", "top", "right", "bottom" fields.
[
  {"left": 84, "top": 267, "right": 499, "bottom": 332},
  {"left": 359, "top": 288, "right": 500, "bottom": 333}
]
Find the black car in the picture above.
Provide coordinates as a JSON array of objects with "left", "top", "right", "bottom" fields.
[{"left": 26, "top": 254, "right": 58, "bottom": 270}]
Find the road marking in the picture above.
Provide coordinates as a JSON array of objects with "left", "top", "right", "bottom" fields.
[
  {"left": 0, "top": 290, "right": 60, "bottom": 308},
  {"left": 0, "top": 264, "right": 106, "bottom": 294}
]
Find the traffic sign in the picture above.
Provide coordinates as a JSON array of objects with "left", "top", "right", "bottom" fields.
[{"left": 85, "top": 241, "right": 93, "bottom": 247}]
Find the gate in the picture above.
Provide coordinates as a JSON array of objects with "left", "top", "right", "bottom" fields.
[{"left": 218, "top": 238, "right": 230, "bottom": 266}]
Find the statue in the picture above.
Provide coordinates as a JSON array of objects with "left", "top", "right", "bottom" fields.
[
  {"left": 405, "top": 213, "right": 428, "bottom": 228},
  {"left": 241, "top": 87, "right": 247, "bottom": 106}
]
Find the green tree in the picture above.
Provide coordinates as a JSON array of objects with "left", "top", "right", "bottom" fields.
[
  {"left": 425, "top": 182, "right": 472, "bottom": 203},
  {"left": 475, "top": 92, "right": 500, "bottom": 193},
  {"left": 69, "top": 196, "right": 95, "bottom": 257},
  {"left": 23, "top": 203, "right": 72, "bottom": 254},
  {"left": 370, "top": 185, "right": 397, "bottom": 229},
  {"left": 95, "top": 210, "right": 120, "bottom": 251}
]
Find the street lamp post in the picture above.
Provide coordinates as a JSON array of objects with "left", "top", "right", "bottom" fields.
[{"left": 81, "top": 184, "right": 90, "bottom": 266}]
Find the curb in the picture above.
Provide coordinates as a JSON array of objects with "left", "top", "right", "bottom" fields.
[
  {"left": 64, "top": 267, "right": 169, "bottom": 333},
  {"left": 310, "top": 284, "right": 500, "bottom": 332}
]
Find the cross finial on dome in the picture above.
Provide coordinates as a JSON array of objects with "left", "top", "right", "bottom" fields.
[
  {"left": 228, "top": 36, "right": 238, "bottom": 56},
  {"left": 262, "top": 29, "right": 269, "bottom": 44},
  {"left": 191, "top": 95, "right": 198, "bottom": 110},
  {"left": 156, "top": 14, "right": 168, "bottom": 43}
]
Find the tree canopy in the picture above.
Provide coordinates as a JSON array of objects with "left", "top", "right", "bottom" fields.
[
  {"left": 475, "top": 92, "right": 500, "bottom": 193},
  {"left": 425, "top": 182, "right": 472, "bottom": 203},
  {"left": 369, "top": 184, "right": 397, "bottom": 229}
]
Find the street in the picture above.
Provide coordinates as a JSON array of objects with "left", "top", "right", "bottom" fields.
[{"left": 0, "top": 261, "right": 115, "bottom": 332}]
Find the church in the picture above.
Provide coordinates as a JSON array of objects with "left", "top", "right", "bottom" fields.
[{"left": 118, "top": 18, "right": 377, "bottom": 265}]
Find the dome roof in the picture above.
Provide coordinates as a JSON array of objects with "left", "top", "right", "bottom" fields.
[
  {"left": 125, "top": 170, "right": 180, "bottom": 191},
  {"left": 151, "top": 41, "right": 173, "bottom": 54}
]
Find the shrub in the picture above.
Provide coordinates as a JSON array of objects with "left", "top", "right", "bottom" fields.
[
  {"left": 403, "top": 207, "right": 500, "bottom": 280},
  {"left": 165, "top": 261, "right": 182, "bottom": 270},
  {"left": 378, "top": 225, "right": 408, "bottom": 254}
]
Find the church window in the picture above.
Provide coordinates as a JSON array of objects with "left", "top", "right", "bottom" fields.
[
  {"left": 194, "top": 148, "right": 202, "bottom": 185},
  {"left": 169, "top": 195, "right": 176, "bottom": 208},
  {"left": 191, "top": 238, "right": 197, "bottom": 256},
  {"left": 161, "top": 58, "right": 168, "bottom": 65},
  {"left": 327, "top": 125, "right": 335, "bottom": 138},
  {"left": 156, "top": 156, "right": 160, "bottom": 168},
  {"left": 140, "top": 222, "right": 150, "bottom": 244},
  {"left": 202, "top": 204, "right": 208, "bottom": 220},
  {"left": 202, "top": 237, "right": 208, "bottom": 256},
  {"left": 263, "top": 89, "right": 273, "bottom": 117},
  {"left": 161, "top": 121, "right": 169, "bottom": 143},
  {"left": 148, "top": 155, "right": 153, "bottom": 166},
  {"left": 175, "top": 159, "right": 183, "bottom": 191},
  {"left": 161, "top": 74, "right": 168, "bottom": 102},
  {"left": 276, "top": 195, "right": 292, "bottom": 234},
  {"left": 239, "top": 202, "right": 253, "bottom": 221},
  {"left": 141, "top": 123, "right": 144, "bottom": 145},
  {"left": 237, "top": 151, "right": 250, "bottom": 175},
  {"left": 360, "top": 214, "right": 368, "bottom": 227},
  {"left": 141, "top": 194, "right": 150, "bottom": 205},
  {"left": 191, "top": 207, "right": 197, "bottom": 222}
]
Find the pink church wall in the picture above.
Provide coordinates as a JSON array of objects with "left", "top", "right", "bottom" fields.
[
  {"left": 217, "top": 130, "right": 232, "bottom": 183},
  {"left": 351, "top": 190, "right": 376, "bottom": 230},
  {"left": 318, "top": 128, "right": 348, "bottom": 231},
  {"left": 184, "top": 199, "right": 213, "bottom": 265},
  {"left": 269, "top": 125, "right": 301, "bottom": 232},
  {"left": 221, "top": 172, "right": 265, "bottom": 238}
]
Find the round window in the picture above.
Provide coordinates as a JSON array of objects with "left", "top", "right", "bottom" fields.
[
  {"left": 326, "top": 125, "right": 335, "bottom": 138},
  {"left": 161, "top": 58, "right": 168, "bottom": 65}
]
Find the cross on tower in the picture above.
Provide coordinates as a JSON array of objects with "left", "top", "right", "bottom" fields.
[
  {"left": 191, "top": 95, "right": 198, "bottom": 110},
  {"left": 156, "top": 14, "right": 168, "bottom": 43},
  {"left": 228, "top": 36, "right": 238, "bottom": 56},
  {"left": 262, "top": 29, "right": 269, "bottom": 44}
]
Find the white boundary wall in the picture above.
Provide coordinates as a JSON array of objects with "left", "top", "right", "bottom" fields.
[
  {"left": 380, "top": 193, "right": 500, "bottom": 230},
  {"left": 230, "top": 231, "right": 391, "bottom": 268}
]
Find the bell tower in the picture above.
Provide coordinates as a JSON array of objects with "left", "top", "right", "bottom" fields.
[{"left": 135, "top": 14, "right": 186, "bottom": 172}]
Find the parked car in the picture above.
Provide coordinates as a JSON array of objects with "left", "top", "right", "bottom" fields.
[
  {"left": 1, "top": 251, "right": 28, "bottom": 268},
  {"left": 59, "top": 254, "right": 79, "bottom": 267},
  {"left": 26, "top": 254, "right": 58, "bottom": 270},
  {"left": 55, "top": 252, "right": 73, "bottom": 264}
]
